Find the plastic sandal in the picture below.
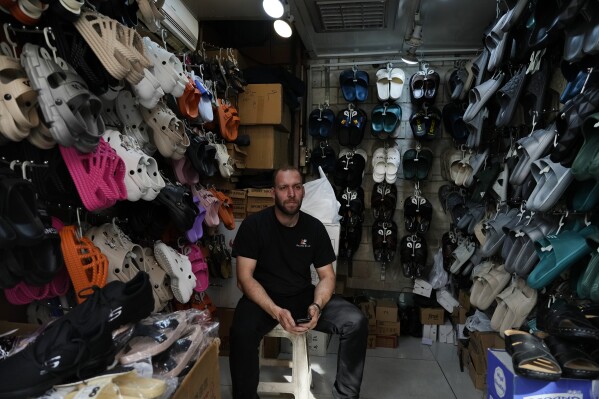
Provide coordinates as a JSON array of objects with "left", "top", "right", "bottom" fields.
[
  {"left": 142, "top": 37, "right": 187, "bottom": 96},
  {"left": 526, "top": 156, "right": 574, "bottom": 212},
  {"left": 463, "top": 72, "right": 505, "bottom": 122},
  {"left": 74, "top": 12, "right": 152, "bottom": 85},
  {"left": 490, "top": 277, "right": 537, "bottom": 336},
  {"left": 152, "top": 322, "right": 204, "bottom": 378},
  {"left": 510, "top": 123, "right": 557, "bottom": 185},
  {"left": 60, "top": 225, "right": 108, "bottom": 303},
  {"left": 117, "top": 312, "right": 188, "bottom": 364},
  {"left": 60, "top": 370, "right": 166, "bottom": 399},
  {"left": 136, "top": 0, "right": 165, "bottom": 33},
  {"left": 389, "top": 67, "right": 405, "bottom": 101},
  {"left": 154, "top": 241, "right": 195, "bottom": 303},
  {"left": 132, "top": 68, "right": 165, "bottom": 109},
  {"left": 139, "top": 246, "right": 172, "bottom": 312},
  {"left": 469, "top": 262, "right": 511, "bottom": 310},
  {"left": 193, "top": 186, "right": 220, "bottom": 227},
  {"left": 495, "top": 66, "right": 527, "bottom": 127},
  {"left": 85, "top": 223, "right": 144, "bottom": 285},
  {"left": 177, "top": 76, "right": 201, "bottom": 119},
  {"left": 20, "top": 43, "right": 104, "bottom": 153},
  {"left": 59, "top": 138, "right": 128, "bottom": 211},
  {"left": 210, "top": 188, "right": 235, "bottom": 230},
  {"left": 0, "top": 55, "right": 39, "bottom": 142},
  {"left": 182, "top": 244, "right": 209, "bottom": 293},
  {"left": 186, "top": 195, "right": 206, "bottom": 243},
  {"left": 141, "top": 103, "right": 189, "bottom": 160},
  {"left": 155, "top": 182, "right": 198, "bottom": 231}
]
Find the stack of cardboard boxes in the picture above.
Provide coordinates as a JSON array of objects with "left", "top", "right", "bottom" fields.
[
  {"left": 223, "top": 189, "right": 248, "bottom": 220},
  {"left": 246, "top": 188, "right": 274, "bottom": 216},
  {"left": 360, "top": 300, "right": 400, "bottom": 349},
  {"left": 237, "top": 84, "right": 291, "bottom": 170},
  {"left": 460, "top": 331, "right": 504, "bottom": 390}
]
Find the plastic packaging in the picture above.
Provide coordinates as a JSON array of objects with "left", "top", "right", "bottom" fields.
[{"left": 300, "top": 166, "right": 341, "bottom": 223}]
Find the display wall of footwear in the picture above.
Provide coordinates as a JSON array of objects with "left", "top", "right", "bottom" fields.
[{"left": 0, "top": 3, "right": 238, "bottom": 396}]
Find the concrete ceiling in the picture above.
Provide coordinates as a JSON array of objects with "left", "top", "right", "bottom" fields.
[{"left": 185, "top": 0, "right": 496, "bottom": 58}]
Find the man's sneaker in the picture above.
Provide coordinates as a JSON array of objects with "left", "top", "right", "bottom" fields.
[
  {"left": 69, "top": 270, "right": 154, "bottom": 333},
  {"left": 0, "top": 318, "right": 90, "bottom": 398}
]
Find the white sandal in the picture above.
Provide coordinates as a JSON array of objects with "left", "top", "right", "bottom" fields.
[{"left": 154, "top": 241, "right": 195, "bottom": 303}]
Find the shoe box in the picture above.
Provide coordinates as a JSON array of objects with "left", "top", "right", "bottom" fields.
[
  {"left": 487, "top": 349, "right": 599, "bottom": 399},
  {"left": 172, "top": 338, "right": 221, "bottom": 399}
]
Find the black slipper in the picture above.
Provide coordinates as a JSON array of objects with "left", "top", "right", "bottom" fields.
[
  {"left": 371, "top": 182, "right": 397, "bottom": 221},
  {"left": 443, "top": 102, "right": 469, "bottom": 143},
  {"left": 504, "top": 329, "right": 562, "bottom": 381},
  {"left": 545, "top": 335, "right": 599, "bottom": 379},
  {"left": 310, "top": 144, "right": 336, "bottom": 175},
  {"left": 0, "top": 171, "right": 45, "bottom": 246},
  {"left": 154, "top": 183, "right": 198, "bottom": 232},
  {"left": 495, "top": 66, "right": 528, "bottom": 127}
]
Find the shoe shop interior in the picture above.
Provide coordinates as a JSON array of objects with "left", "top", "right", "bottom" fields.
[{"left": 1, "top": 0, "right": 599, "bottom": 398}]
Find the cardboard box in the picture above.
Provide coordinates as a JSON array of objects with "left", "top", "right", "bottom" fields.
[
  {"left": 223, "top": 189, "right": 247, "bottom": 200},
  {"left": 246, "top": 188, "right": 272, "bottom": 197},
  {"left": 420, "top": 307, "right": 445, "bottom": 325},
  {"left": 413, "top": 278, "right": 432, "bottom": 297},
  {"left": 375, "top": 321, "right": 400, "bottom": 336},
  {"left": 238, "top": 84, "right": 292, "bottom": 132},
  {"left": 246, "top": 197, "right": 274, "bottom": 213},
  {"left": 487, "top": 349, "right": 599, "bottom": 399},
  {"left": 241, "top": 126, "right": 289, "bottom": 169},
  {"left": 421, "top": 324, "right": 438, "bottom": 345},
  {"left": 368, "top": 323, "right": 377, "bottom": 335},
  {"left": 438, "top": 321, "right": 455, "bottom": 344},
  {"left": 376, "top": 299, "right": 398, "bottom": 322},
  {"left": 359, "top": 301, "right": 376, "bottom": 324},
  {"left": 451, "top": 307, "right": 468, "bottom": 324},
  {"left": 469, "top": 331, "right": 504, "bottom": 376},
  {"left": 468, "top": 357, "right": 486, "bottom": 390},
  {"left": 172, "top": 338, "right": 221, "bottom": 399},
  {"left": 307, "top": 330, "right": 331, "bottom": 356},
  {"left": 376, "top": 335, "right": 398, "bottom": 348},
  {"left": 367, "top": 335, "right": 377, "bottom": 349}
]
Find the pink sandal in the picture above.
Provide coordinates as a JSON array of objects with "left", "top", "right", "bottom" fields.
[
  {"left": 59, "top": 138, "right": 127, "bottom": 211},
  {"left": 182, "top": 244, "right": 209, "bottom": 293}
]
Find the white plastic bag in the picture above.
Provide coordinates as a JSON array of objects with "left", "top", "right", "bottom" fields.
[
  {"left": 429, "top": 248, "right": 449, "bottom": 289},
  {"left": 300, "top": 166, "right": 341, "bottom": 223}
]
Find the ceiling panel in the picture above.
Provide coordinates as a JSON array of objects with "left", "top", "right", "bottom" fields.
[{"left": 185, "top": 0, "right": 496, "bottom": 58}]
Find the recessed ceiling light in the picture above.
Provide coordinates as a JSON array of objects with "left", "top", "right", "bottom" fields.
[
  {"left": 274, "top": 19, "right": 292, "bottom": 38},
  {"left": 263, "top": 0, "right": 284, "bottom": 18}
]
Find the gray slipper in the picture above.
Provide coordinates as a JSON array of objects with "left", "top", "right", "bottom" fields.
[
  {"left": 481, "top": 207, "right": 519, "bottom": 257},
  {"left": 498, "top": 0, "right": 531, "bottom": 33},
  {"left": 507, "top": 215, "right": 558, "bottom": 277},
  {"left": 509, "top": 122, "right": 557, "bottom": 186},
  {"left": 526, "top": 156, "right": 574, "bottom": 213},
  {"left": 20, "top": 43, "right": 104, "bottom": 153},
  {"left": 464, "top": 149, "right": 489, "bottom": 187},
  {"left": 486, "top": 15, "right": 510, "bottom": 72},
  {"left": 463, "top": 73, "right": 505, "bottom": 122},
  {"left": 501, "top": 210, "right": 530, "bottom": 263},
  {"left": 450, "top": 239, "right": 476, "bottom": 274},
  {"left": 471, "top": 48, "right": 490, "bottom": 87},
  {"left": 465, "top": 107, "right": 488, "bottom": 149}
]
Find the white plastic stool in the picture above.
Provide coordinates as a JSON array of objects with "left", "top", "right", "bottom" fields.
[{"left": 258, "top": 324, "right": 313, "bottom": 399}]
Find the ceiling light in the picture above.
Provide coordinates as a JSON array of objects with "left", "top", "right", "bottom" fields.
[
  {"left": 263, "top": 0, "right": 284, "bottom": 18},
  {"left": 401, "top": 47, "right": 419, "bottom": 65},
  {"left": 274, "top": 18, "right": 293, "bottom": 38}
]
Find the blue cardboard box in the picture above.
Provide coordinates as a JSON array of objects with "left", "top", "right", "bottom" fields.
[{"left": 487, "top": 349, "right": 599, "bottom": 399}]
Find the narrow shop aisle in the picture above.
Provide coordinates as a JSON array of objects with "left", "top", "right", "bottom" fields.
[{"left": 219, "top": 336, "right": 482, "bottom": 399}]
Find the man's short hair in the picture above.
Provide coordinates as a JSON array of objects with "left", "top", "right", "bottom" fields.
[{"left": 272, "top": 165, "right": 302, "bottom": 187}]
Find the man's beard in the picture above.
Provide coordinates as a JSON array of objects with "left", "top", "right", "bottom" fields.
[{"left": 274, "top": 195, "right": 302, "bottom": 216}]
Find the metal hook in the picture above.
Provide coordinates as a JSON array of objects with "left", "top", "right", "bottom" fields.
[
  {"left": 21, "top": 161, "right": 31, "bottom": 181},
  {"left": 2, "top": 23, "right": 17, "bottom": 58},
  {"left": 76, "top": 207, "right": 83, "bottom": 240}
]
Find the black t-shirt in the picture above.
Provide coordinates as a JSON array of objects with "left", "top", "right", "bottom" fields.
[{"left": 233, "top": 207, "right": 336, "bottom": 297}]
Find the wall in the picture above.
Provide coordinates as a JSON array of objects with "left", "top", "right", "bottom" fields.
[{"left": 306, "top": 59, "right": 459, "bottom": 293}]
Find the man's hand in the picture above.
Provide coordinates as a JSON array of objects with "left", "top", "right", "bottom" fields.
[{"left": 275, "top": 307, "right": 313, "bottom": 334}]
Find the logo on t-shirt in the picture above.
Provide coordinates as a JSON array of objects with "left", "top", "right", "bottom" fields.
[{"left": 297, "top": 238, "right": 310, "bottom": 248}]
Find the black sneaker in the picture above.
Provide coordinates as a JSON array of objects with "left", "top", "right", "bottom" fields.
[
  {"left": 0, "top": 318, "right": 88, "bottom": 398},
  {"left": 69, "top": 270, "right": 154, "bottom": 333}
]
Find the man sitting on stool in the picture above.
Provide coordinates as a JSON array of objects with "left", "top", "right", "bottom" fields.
[{"left": 229, "top": 165, "right": 368, "bottom": 399}]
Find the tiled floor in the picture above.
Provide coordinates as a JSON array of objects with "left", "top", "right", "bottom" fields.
[{"left": 218, "top": 335, "right": 483, "bottom": 399}]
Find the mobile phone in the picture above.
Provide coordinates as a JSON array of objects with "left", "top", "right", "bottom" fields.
[{"left": 295, "top": 317, "right": 312, "bottom": 325}]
